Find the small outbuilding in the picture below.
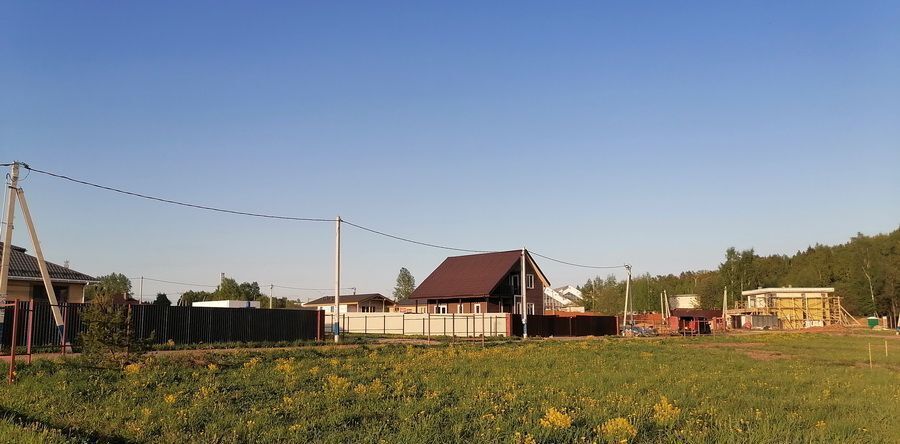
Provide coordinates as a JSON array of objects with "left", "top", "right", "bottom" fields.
[
  {"left": 302, "top": 293, "right": 395, "bottom": 313},
  {"left": 669, "top": 308, "right": 725, "bottom": 335}
]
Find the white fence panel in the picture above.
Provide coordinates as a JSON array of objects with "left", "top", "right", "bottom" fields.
[{"left": 323, "top": 312, "right": 509, "bottom": 337}]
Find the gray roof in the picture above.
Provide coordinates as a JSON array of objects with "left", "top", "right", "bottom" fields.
[
  {"left": 0, "top": 243, "right": 96, "bottom": 283},
  {"left": 304, "top": 293, "right": 395, "bottom": 306}
]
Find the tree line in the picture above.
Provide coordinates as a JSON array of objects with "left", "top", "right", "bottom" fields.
[
  {"left": 580, "top": 227, "right": 900, "bottom": 319},
  {"left": 85, "top": 274, "right": 300, "bottom": 308}
]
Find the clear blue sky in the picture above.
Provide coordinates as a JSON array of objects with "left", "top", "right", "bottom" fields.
[{"left": 2, "top": 2, "right": 899, "bottom": 302}]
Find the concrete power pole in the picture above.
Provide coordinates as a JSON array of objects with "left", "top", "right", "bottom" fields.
[
  {"left": 269, "top": 283, "right": 274, "bottom": 309},
  {"left": 0, "top": 162, "right": 68, "bottom": 346},
  {"left": 622, "top": 264, "right": 632, "bottom": 333},
  {"left": 520, "top": 247, "right": 528, "bottom": 339},
  {"left": 333, "top": 216, "right": 341, "bottom": 343},
  {"left": 0, "top": 163, "right": 19, "bottom": 300},
  {"left": 722, "top": 286, "right": 728, "bottom": 330}
]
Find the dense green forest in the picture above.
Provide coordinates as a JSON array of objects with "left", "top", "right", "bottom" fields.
[{"left": 580, "top": 227, "right": 900, "bottom": 319}]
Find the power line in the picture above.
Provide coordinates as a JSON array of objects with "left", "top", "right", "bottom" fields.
[
  {"left": 13, "top": 162, "right": 629, "bottom": 270},
  {"left": 22, "top": 164, "right": 332, "bottom": 222},
  {"left": 529, "top": 251, "right": 627, "bottom": 270},
  {"left": 130, "top": 277, "right": 353, "bottom": 292},
  {"left": 273, "top": 284, "right": 355, "bottom": 291},
  {"left": 130, "top": 277, "right": 218, "bottom": 288},
  {"left": 342, "top": 220, "right": 492, "bottom": 254}
]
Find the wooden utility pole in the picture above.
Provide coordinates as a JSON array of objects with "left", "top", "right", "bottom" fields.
[
  {"left": 520, "top": 247, "right": 528, "bottom": 338},
  {"left": 333, "top": 216, "right": 341, "bottom": 343}
]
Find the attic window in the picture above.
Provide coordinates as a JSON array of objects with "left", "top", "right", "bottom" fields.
[
  {"left": 509, "top": 274, "right": 519, "bottom": 286},
  {"left": 526, "top": 274, "right": 535, "bottom": 289}
]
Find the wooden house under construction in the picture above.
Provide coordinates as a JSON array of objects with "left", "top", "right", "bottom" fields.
[{"left": 731, "top": 287, "right": 855, "bottom": 329}]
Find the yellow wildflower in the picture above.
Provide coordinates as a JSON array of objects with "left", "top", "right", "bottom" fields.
[
  {"left": 123, "top": 363, "right": 142, "bottom": 375},
  {"left": 324, "top": 374, "right": 351, "bottom": 391},
  {"left": 243, "top": 357, "right": 261, "bottom": 369},
  {"left": 539, "top": 407, "right": 573, "bottom": 429},
  {"left": 599, "top": 417, "right": 636, "bottom": 443},
  {"left": 275, "top": 358, "right": 297, "bottom": 375},
  {"left": 652, "top": 396, "right": 681, "bottom": 427}
]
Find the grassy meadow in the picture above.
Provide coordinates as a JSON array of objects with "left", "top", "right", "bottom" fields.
[{"left": 0, "top": 332, "right": 898, "bottom": 443}]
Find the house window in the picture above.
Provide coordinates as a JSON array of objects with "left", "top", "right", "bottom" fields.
[
  {"left": 526, "top": 274, "right": 535, "bottom": 289},
  {"left": 474, "top": 303, "right": 481, "bottom": 314},
  {"left": 457, "top": 304, "right": 464, "bottom": 313},
  {"left": 527, "top": 303, "right": 535, "bottom": 315},
  {"left": 435, "top": 304, "right": 448, "bottom": 314},
  {"left": 513, "top": 296, "right": 522, "bottom": 314},
  {"left": 509, "top": 274, "right": 519, "bottom": 287}
]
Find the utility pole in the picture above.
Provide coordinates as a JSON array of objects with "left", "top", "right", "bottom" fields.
[
  {"left": 520, "top": 247, "right": 528, "bottom": 339},
  {"left": 0, "top": 162, "right": 19, "bottom": 301},
  {"left": 269, "top": 284, "right": 274, "bottom": 309},
  {"left": 663, "top": 289, "right": 669, "bottom": 318},
  {"left": 722, "top": 286, "right": 728, "bottom": 330},
  {"left": 139, "top": 276, "right": 144, "bottom": 304},
  {"left": 622, "top": 264, "right": 632, "bottom": 333},
  {"left": 1, "top": 162, "right": 68, "bottom": 347},
  {"left": 333, "top": 216, "right": 341, "bottom": 343}
]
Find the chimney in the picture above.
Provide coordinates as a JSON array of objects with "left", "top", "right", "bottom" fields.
[{"left": 63, "top": 260, "right": 70, "bottom": 269}]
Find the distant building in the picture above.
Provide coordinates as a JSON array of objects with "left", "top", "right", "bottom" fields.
[
  {"left": 668, "top": 294, "right": 700, "bottom": 309},
  {"left": 193, "top": 300, "right": 261, "bottom": 309},
  {"left": 543, "top": 285, "right": 585, "bottom": 313},
  {"left": 393, "top": 299, "right": 428, "bottom": 313},
  {"left": 302, "top": 293, "right": 395, "bottom": 313},
  {"left": 669, "top": 308, "right": 726, "bottom": 334},
  {"left": 0, "top": 243, "right": 96, "bottom": 303},
  {"left": 737, "top": 287, "right": 845, "bottom": 329},
  {"left": 409, "top": 250, "right": 549, "bottom": 315}
]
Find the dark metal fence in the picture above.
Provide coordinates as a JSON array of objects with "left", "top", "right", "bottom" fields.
[
  {"left": 510, "top": 314, "right": 619, "bottom": 337},
  {"left": 1, "top": 301, "right": 324, "bottom": 351}
]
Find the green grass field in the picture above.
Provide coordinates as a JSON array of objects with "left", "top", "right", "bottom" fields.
[{"left": 0, "top": 332, "right": 898, "bottom": 443}]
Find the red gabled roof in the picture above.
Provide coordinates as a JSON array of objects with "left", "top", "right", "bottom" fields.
[{"left": 410, "top": 250, "right": 548, "bottom": 300}]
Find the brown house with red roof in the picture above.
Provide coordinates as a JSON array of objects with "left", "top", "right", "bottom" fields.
[{"left": 409, "top": 250, "right": 549, "bottom": 315}]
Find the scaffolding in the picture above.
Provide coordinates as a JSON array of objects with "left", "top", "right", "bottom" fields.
[{"left": 729, "top": 288, "right": 860, "bottom": 330}]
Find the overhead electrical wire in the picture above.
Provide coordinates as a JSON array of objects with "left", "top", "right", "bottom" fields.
[
  {"left": 529, "top": 251, "right": 628, "bottom": 269},
  {"left": 132, "top": 278, "right": 355, "bottom": 292},
  {"left": 131, "top": 277, "right": 219, "bottom": 288},
  {"left": 22, "top": 164, "right": 332, "bottom": 222},
  {"left": 12, "top": 162, "right": 628, "bottom": 270},
  {"left": 341, "top": 220, "right": 492, "bottom": 254},
  {"left": 273, "top": 284, "right": 356, "bottom": 291}
]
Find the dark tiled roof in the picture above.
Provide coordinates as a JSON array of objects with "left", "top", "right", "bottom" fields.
[
  {"left": 0, "top": 243, "right": 96, "bottom": 282},
  {"left": 410, "top": 250, "right": 531, "bottom": 300},
  {"left": 304, "top": 293, "right": 394, "bottom": 306},
  {"left": 670, "top": 308, "right": 722, "bottom": 319}
]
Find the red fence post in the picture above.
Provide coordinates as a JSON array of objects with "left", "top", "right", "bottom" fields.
[
  {"left": 60, "top": 303, "right": 67, "bottom": 355},
  {"left": 26, "top": 300, "right": 34, "bottom": 364},
  {"left": 9, "top": 301, "right": 19, "bottom": 383}
]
